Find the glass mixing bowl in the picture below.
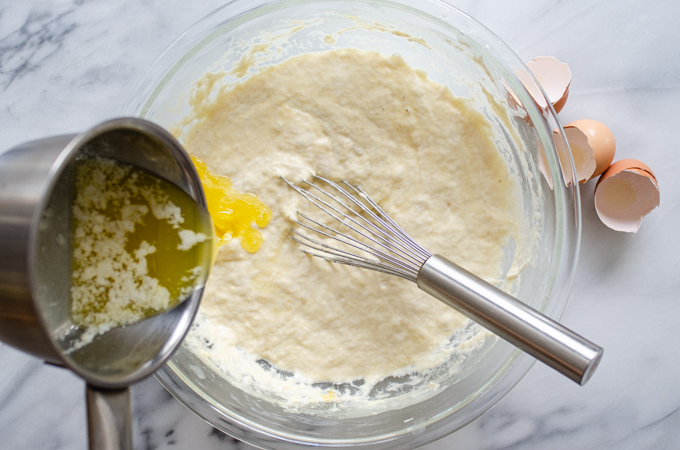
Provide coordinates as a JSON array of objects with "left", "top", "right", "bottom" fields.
[{"left": 122, "top": 0, "right": 580, "bottom": 448}]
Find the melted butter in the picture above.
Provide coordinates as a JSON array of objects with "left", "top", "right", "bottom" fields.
[
  {"left": 70, "top": 158, "right": 211, "bottom": 331},
  {"left": 191, "top": 157, "right": 271, "bottom": 253}
]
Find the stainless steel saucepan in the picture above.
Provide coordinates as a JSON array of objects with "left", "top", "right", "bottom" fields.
[{"left": 0, "top": 118, "right": 212, "bottom": 449}]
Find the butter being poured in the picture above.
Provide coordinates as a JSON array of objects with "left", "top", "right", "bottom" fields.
[
  {"left": 69, "top": 158, "right": 212, "bottom": 335},
  {"left": 68, "top": 155, "right": 269, "bottom": 342},
  {"left": 191, "top": 156, "right": 271, "bottom": 253}
]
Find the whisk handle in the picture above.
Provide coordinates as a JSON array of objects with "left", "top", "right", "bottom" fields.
[{"left": 417, "top": 255, "right": 602, "bottom": 385}]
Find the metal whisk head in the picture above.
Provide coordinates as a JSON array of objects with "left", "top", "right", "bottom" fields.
[
  {"left": 282, "top": 176, "right": 431, "bottom": 282},
  {"left": 282, "top": 175, "right": 604, "bottom": 386}
]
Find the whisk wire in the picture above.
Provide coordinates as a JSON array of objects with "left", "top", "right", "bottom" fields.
[
  {"left": 303, "top": 250, "right": 417, "bottom": 281},
  {"left": 291, "top": 233, "right": 417, "bottom": 281},
  {"left": 282, "top": 177, "right": 433, "bottom": 278},
  {"left": 310, "top": 177, "right": 425, "bottom": 258},
  {"left": 285, "top": 178, "right": 429, "bottom": 271},
  {"left": 310, "top": 176, "right": 431, "bottom": 264},
  {"left": 293, "top": 213, "right": 421, "bottom": 274},
  {"left": 301, "top": 179, "right": 426, "bottom": 268},
  {"left": 347, "top": 183, "right": 431, "bottom": 259}
]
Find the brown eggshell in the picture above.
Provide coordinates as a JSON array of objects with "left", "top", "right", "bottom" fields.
[
  {"left": 626, "top": 168, "right": 659, "bottom": 188},
  {"left": 558, "top": 127, "right": 597, "bottom": 184},
  {"left": 502, "top": 78, "right": 535, "bottom": 127},
  {"left": 594, "top": 159, "right": 660, "bottom": 233},
  {"left": 546, "top": 130, "right": 578, "bottom": 187},
  {"left": 536, "top": 139, "right": 553, "bottom": 190},
  {"left": 514, "top": 67, "right": 548, "bottom": 110},
  {"left": 502, "top": 79, "right": 521, "bottom": 109},
  {"left": 565, "top": 119, "right": 616, "bottom": 180},
  {"left": 599, "top": 159, "right": 657, "bottom": 182},
  {"left": 526, "top": 57, "right": 572, "bottom": 113}
]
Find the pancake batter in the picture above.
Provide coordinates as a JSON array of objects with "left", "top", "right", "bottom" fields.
[{"left": 177, "top": 49, "right": 521, "bottom": 399}]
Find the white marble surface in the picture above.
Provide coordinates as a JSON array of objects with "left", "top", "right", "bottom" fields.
[{"left": 1, "top": 0, "right": 678, "bottom": 448}]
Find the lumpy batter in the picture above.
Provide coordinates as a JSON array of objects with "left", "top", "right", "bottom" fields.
[{"left": 177, "top": 49, "right": 520, "bottom": 388}]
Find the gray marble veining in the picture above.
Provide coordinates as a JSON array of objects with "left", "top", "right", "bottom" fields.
[{"left": 1, "top": 0, "right": 679, "bottom": 449}]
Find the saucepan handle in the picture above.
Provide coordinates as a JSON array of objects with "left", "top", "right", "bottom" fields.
[{"left": 86, "top": 385, "right": 132, "bottom": 450}]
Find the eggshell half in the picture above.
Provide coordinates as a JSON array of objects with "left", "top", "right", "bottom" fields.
[
  {"left": 565, "top": 119, "right": 616, "bottom": 179},
  {"left": 536, "top": 139, "right": 554, "bottom": 190},
  {"left": 526, "top": 57, "right": 572, "bottom": 113},
  {"left": 539, "top": 132, "right": 580, "bottom": 189},
  {"left": 594, "top": 159, "right": 660, "bottom": 233},
  {"left": 514, "top": 67, "right": 547, "bottom": 110},
  {"left": 557, "top": 127, "right": 597, "bottom": 184},
  {"left": 502, "top": 79, "right": 521, "bottom": 108},
  {"left": 603, "top": 159, "right": 657, "bottom": 181}
]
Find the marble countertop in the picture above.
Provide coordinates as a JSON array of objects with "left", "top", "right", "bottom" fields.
[{"left": 1, "top": 0, "right": 678, "bottom": 448}]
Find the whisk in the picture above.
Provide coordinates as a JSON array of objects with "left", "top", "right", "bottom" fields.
[{"left": 283, "top": 176, "right": 603, "bottom": 386}]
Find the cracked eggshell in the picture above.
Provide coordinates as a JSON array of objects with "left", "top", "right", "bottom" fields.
[
  {"left": 565, "top": 119, "right": 616, "bottom": 180},
  {"left": 594, "top": 159, "right": 660, "bottom": 233},
  {"left": 513, "top": 67, "right": 547, "bottom": 110},
  {"left": 526, "top": 57, "right": 572, "bottom": 113},
  {"left": 538, "top": 131, "right": 579, "bottom": 189},
  {"left": 502, "top": 78, "right": 535, "bottom": 126},
  {"left": 553, "top": 127, "right": 596, "bottom": 184},
  {"left": 502, "top": 79, "right": 522, "bottom": 109}
]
